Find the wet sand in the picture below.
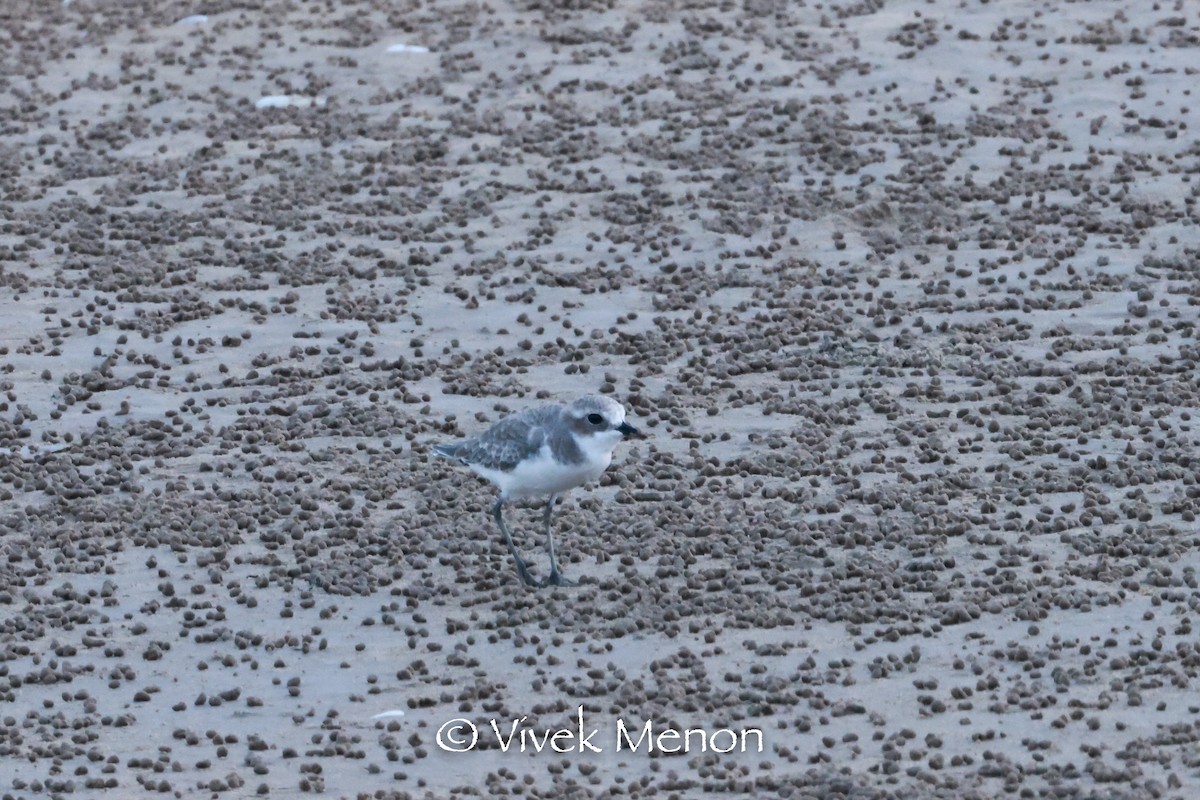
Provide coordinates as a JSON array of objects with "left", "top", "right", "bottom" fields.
[{"left": 2, "top": 1, "right": 1199, "bottom": 797}]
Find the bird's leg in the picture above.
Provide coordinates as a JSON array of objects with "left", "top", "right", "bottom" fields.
[
  {"left": 540, "top": 494, "right": 576, "bottom": 587},
  {"left": 492, "top": 499, "right": 537, "bottom": 587}
]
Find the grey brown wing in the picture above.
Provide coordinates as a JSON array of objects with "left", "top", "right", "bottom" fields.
[{"left": 455, "top": 414, "right": 548, "bottom": 472}]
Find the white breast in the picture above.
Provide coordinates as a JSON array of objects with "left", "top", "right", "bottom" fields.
[{"left": 470, "top": 436, "right": 618, "bottom": 500}]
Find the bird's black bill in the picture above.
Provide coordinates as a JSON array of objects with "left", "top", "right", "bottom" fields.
[{"left": 617, "top": 421, "right": 644, "bottom": 439}]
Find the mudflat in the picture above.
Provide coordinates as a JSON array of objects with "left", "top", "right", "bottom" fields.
[{"left": 1, "top": 1, "right": 1197, "bottom": 798}]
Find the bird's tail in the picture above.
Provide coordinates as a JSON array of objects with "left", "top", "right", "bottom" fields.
[{"left": 431, "top": 443, "right": 459, "bottom": 459}]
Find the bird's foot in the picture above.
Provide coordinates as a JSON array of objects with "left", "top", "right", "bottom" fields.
[
  {"left": 515, "top": 560, "right": 539, "bottom": 587},
  {"left": 540, "top": 569, "right": 577, "bottom": 588}
]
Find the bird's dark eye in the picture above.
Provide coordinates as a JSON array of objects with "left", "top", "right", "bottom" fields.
[{"left": 587, "top": 413, "right": 604, "bottom": 425}]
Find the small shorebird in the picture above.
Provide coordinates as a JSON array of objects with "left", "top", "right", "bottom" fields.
[{"left": 433, "top": 395, "right": 643, "bottom": 587}]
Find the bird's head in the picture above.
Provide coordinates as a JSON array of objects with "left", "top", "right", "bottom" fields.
[{"left": 565, "top": 395, "right": 644, "bottom": 444}]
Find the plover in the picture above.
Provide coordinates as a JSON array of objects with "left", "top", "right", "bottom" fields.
[{"left": 433, "top": 395, "right": 643, "bottom": 587}]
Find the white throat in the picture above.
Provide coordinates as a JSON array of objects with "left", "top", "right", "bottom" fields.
[{"left": 575, "top": 429, "right": 623, "bottom": 468}]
